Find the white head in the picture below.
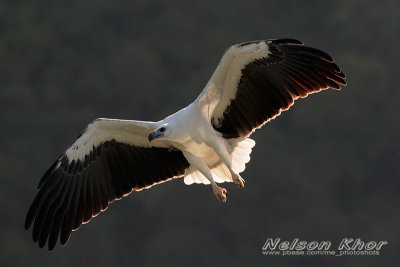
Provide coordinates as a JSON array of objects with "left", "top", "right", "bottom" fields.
[
  {"left": 148, "top": 108, "right": 190, "bottom": 143},
  {"left": 147, "top": 123, "right": 173, "bottom": 142}
]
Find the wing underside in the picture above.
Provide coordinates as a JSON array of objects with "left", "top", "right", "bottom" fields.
[
  {"left": 25, "top": 119, "right": 190, "bottom": 250},
  {"left": 196, "top": 38, "right": 346, "bottom": 138}
]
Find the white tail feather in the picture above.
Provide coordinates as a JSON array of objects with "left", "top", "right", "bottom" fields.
[{"left": 230, "top": 138, "right": 255, "bottom": 173}]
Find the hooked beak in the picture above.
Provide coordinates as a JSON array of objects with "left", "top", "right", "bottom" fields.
[{"left": 148, "top": 131, "right": 164, "bottom": 142}]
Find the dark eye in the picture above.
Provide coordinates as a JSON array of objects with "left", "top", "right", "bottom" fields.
[{"left": 159, "top": 127, "right": 165, "bottom": 132}]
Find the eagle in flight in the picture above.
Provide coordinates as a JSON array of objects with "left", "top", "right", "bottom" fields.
[{"left": 25, "top": 38, "right": 346, "bottom": 250}]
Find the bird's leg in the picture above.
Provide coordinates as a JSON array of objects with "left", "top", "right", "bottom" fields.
[
  {"left": 207, "top": 137, "right": 245, "bottom": 188},
  {"left": 182, "top": 151, "right": 227, "bottom": 203}
]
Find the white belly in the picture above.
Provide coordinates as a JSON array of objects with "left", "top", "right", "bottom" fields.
[{"left": 176, "top": 138, "right": 221, "bottom": 167}]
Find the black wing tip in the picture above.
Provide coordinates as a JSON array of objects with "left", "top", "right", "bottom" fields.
[
  {"left": 303, "top": 46, "right": 334, "bottom": 62},
  {"left": 38, "top": 155, "right": 64, "bottom": 189},
  {"left": 24, "top": 216, "right": 32, "bottom": 230},
  {"left": 48, "top": 239, "right": 58, "bottom": 251},
  {"left": 268, "top": 38, "right": 339, "bottom": 63}
]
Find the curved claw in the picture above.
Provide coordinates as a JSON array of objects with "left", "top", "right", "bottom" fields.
[
  {"left": 214, "top": 186, "right": 227, "bottom": 203},
  {"left": 233, "top": 174, "right": 245, "bottom": 188}
]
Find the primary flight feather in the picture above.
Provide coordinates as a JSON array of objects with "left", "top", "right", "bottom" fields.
[{"left": 25, "top": 38, "right": 346, "bottom": 250}]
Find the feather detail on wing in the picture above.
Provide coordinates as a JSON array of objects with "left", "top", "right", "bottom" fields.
[
  {"left": 195, "top": 38, "right": 346, "bottom": 138},
  {"left": 25, "top": 118, "right": 189, "bottom": 250}
]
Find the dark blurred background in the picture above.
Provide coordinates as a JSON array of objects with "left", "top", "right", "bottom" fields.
[{"left": 1, "top": 0, "right": 399, "bottom": 266}]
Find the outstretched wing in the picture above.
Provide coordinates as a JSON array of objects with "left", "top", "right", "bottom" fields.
[
  {"left": 25, "top": 118, "right": 189, "bottom": 250},
  {"left": 195, "top": 38, "right": 346, "bottom": 138}
]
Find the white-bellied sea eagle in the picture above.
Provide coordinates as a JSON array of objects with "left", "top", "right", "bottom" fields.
[{"left": 25, "top": 38, "right": 346, "bottom": 250}]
